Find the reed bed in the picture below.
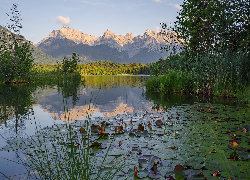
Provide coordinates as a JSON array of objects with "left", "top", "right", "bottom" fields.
[{"left": 146, "top": 50, "right": 250, "bottom": 103}]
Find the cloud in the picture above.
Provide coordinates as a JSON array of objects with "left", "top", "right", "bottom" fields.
[
  {"left": 152, "top": 0, "right": 162, "bottom": 2},
  {"left": 57, "top": 16, "right": 70, "bottom": 26},
  {"left": 169, "top": 3, "right": 181, "bottom": 10}
]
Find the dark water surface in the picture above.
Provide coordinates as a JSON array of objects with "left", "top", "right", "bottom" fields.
[{"left": 0, "top": 75, "right": 249, "bottom": 179}]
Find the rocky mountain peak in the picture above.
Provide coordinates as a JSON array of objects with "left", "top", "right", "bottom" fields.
[
  {"left": 97, "top": 29, "right": 135, "bottom": 48},
  {"left": 102, "top": 29, "right": 115, "bottom": 38},
  {"left": 36, "top": 27, "right": 183, "bottom": 60},
  {"left": 144, "top": 29, "right": 157, "bottom": 36},
  {"left": 37, "top": 27, "right": 98, "bottom": 46}
]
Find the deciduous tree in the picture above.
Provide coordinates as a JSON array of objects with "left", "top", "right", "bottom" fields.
[
  {"left": 0, "top": 3, "right": 34, "bottom": 83},
  {"left": 163, "top": 0, "right": 249, "bottom": 57}
]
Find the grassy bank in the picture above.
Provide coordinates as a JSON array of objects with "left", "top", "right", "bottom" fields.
[{"left": 146, "top": 50, "right": 250, "bottom": 104}]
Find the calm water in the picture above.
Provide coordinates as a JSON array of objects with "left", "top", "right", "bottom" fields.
[
  {"left": 0, "top": 75, "right": 248, "bottom": 179},
  {"left": 0, "top": 75, "right": 153, "bottom": 178}
]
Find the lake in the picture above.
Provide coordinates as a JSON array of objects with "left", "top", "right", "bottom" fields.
[{"left": 0, "top": 75, "right": 249, "bottom": 179}]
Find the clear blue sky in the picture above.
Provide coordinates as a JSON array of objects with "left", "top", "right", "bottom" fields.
[{"left": 0, "top": 0, "right": 183, "bottom": 44}]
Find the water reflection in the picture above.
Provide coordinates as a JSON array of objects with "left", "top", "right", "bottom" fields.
[
  {"left": 145, "top": 91, "right": 242, "bottom": 111},
  {"left": 0, "top": 84, "right": 35, "bottom": 133},
  {"left": 0, "top": 75, "right": 242, "bottom": 128},
  {"left": 0, "top": 75, "right": 247, "bottom": 179},
  {"left": 0, "top": 73, "right": 82, "bottom": 131},
  {"left": 38, "top": 75, "right": 151, "bottom": 121}
]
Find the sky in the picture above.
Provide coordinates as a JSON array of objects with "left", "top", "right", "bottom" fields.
[{"left": 0, "top": 0, "right": 183, "bottom": 44}]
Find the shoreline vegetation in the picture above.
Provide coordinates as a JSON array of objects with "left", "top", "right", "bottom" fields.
[
  {"left": 1, "top": 1, "right": 249, "bottom": 104},
  {"left": 145, "top": 50, "right": 250, "bottom": 105},
  {"left": 1, "top": 52, "right": 250, "bottom": 105}
]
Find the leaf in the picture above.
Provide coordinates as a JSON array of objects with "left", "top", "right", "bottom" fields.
[
  {"left": 174, "top": 165, "right": 184, "bottom": 171},
  {"left": 137, "top": 123, "right": 144, "bottom": 131},
  {"left": 232, "top": 141, "right": 238, "bottom": 146},
  {"left": 134, "top": 165, "right": 138, "bottom": 177},
  {"left": 79, "top": 127, "right": 85, "bottom": 134},
  {"left": 168, "top": 147, "right": 176, "bottom": 149}
]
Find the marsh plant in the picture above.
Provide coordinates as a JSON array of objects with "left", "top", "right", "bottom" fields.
[
  {"left": 0, "top": 116, "right": 127, "bottom": 179},
  {"left": 147, "top": 50, "right": 250, "bottom": 100},
  {"left": 1, "top": 99, "right": 250, "bottom": 179}
]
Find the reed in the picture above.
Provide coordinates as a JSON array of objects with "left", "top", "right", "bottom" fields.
[
  {"left": 147, "top": 49, "right": 250, "bottom": 101},
  {"left": 146, "top": 70, "right": 194, "bottom": 94}
]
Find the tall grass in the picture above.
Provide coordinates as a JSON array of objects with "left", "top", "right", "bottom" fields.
[
  {"left": 0, "top": 115, "right": 126, "bottom": 179},
  {"left": 146, "top": 70, "right": 193, "bottom": 94},
  {"left": 147, "top": 50, "right": 250, "bottom": 102}
]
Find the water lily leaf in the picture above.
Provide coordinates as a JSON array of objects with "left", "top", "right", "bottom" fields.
[
  {"left": 90, "top": 142, "right": 102, "bottom": 149},
  {"left": 186, "top": 170, "right": 202, "bottom": 180},
  {"left": 168, "top": 147, "right": 176, "bottom": 149},
  {"left": 229, "top": 151, "right": 240, "bottom": 161},
  {"left": 238, "top": 153, "right": 250, "bottom": 160},
  {"left": 155, "top": 119, "right": 164, "bottom": 126},
  {"left": 79, "top": 127, "right": 85, "bottom": 134},
  {"left": 137, "top": 124, "right": 144, "bottom": 131},
  {"left": 138, "top": 169, "right": 148, "bottom": 178},
  {"left": 174, "top": 164, "right": 184, "bottom": 171},
  {"left": 91, "top": 124, "right": 101, "bottom": 133},
  {"left": 138, "top": 159, "right": 148, "bottom": 169},
  {"left": 175, "top": 172, "right": 186, "bottom": 180},
  {"left": 148, "top": 170, "right": 161, "bottom": 179}
]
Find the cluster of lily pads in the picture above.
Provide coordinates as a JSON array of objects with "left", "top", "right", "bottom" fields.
[{"left": 1, "top": 103, "right": 249, "bottom": 179}]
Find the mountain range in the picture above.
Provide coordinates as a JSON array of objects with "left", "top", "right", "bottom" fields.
[
  {"left": 1, "top": 25, "right": 183, "bottom": 64},
  {"left": 36, "top": 27, "right": 183, "bottom": 64}
]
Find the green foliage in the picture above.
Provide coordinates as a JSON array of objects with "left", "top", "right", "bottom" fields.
[
  {"left": 60, "top": 52, "right": 80, "bottom": 74},
  {"left": 29, "top": 61, "right": 150, "bottom": 76},
  {"left": 150, "top": 0, "right": 250, "bottom": 103},
  {"left": 0, "top": 4, "right": 34, "bottom": 83},
  {"left": 146, "top": 70, "right": 194, "bottom": 94},
  {"left": 0, "top": 40, "right": 34, "bottom": 83},
  {"left": 163, "top": 0, "right": 249, "bottom": 57},
  {"left": 78, "top": 60, "right": 150, "bottom": 75},
  {"left": 147, "top": 50, "right": 250, "bottom": 100}
]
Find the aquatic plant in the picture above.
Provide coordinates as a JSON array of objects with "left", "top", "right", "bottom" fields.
[
  {"left": 146, "top": 70, "right": 194, "bottom": 94},
  {"left": 1, "top": 103, "right": 249, "bottom": 179}
]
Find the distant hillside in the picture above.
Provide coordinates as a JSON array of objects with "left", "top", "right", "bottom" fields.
[
  {"left": 0, "top": 25, "right": 58, "bottom": 64},
  {"left": 36, "top": 27, "right": 183, "bottom": 64}
]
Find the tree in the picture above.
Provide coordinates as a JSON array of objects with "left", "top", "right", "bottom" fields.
[
  {"left": 0, "top": 3, "right": 34, "bottom": 83},
  {"left": 165, "top": 0, "right": 249, "bottom": 57},
  {"left": 60, "top": 52, "right": 80, "bottom": 74},
  {"left": 215, "top": 0, "right": 250, "bottom": 54}
]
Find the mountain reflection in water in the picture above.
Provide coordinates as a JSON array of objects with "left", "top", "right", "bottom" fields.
[
  {"left": 38, "top": 76, "right": 152, "bottom": 121},
  {"left": 0, "top": 75, "right": 243, "bottom": 179}
]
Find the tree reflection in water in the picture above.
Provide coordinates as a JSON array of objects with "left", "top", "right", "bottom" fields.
[{"left": 0, "top": 73, "right": 82, "bottom": 133}]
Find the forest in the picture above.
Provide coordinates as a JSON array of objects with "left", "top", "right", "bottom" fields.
[{"left": 32, "top": 60, "right": 151, "bottom": 76}]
